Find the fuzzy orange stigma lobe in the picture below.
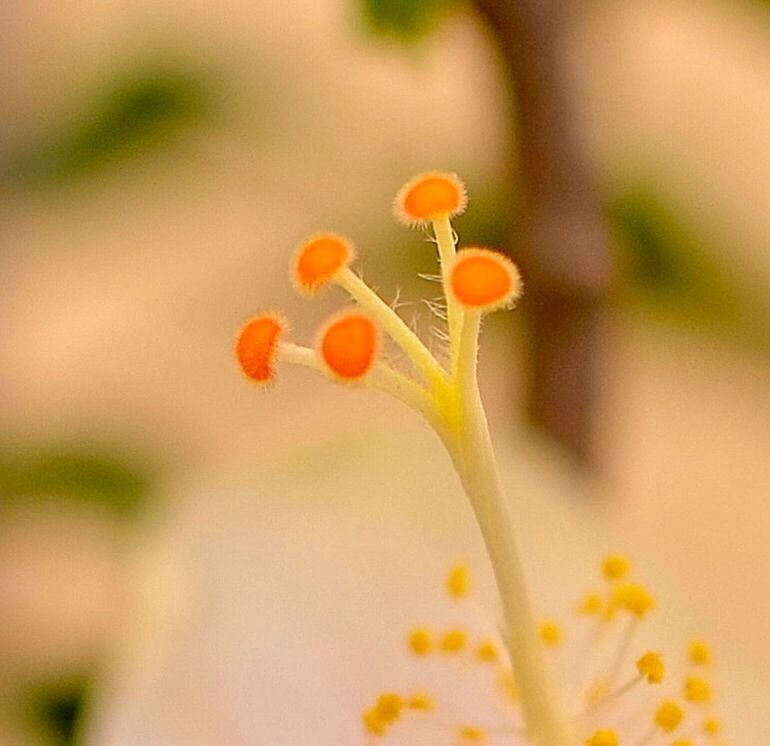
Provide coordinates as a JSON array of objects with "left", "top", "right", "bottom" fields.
[
  {"left": 236, "top": 315, "right": 283, "bottom": 383},
  {"left": 320, "top": 313, "right": 377, "bottom": 380},
  {"left": 450, "top": 248, "right": 521, "bottom": 310},
  {"left": 395, "top": 172, "right": 466, "bottom": 225},
  {"left": 294, "top": 234, "right": 353, "bottom": 293}
]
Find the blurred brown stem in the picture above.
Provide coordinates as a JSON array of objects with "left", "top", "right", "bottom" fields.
[{"left": 473, "top": 0, "right": 612, "bottom": 464}]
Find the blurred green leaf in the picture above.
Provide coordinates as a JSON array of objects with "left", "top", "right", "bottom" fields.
[
  {"left": 3, "top": 63, "right": 215, "bottom": 187},
  {"left": 0, "top": 446, "right": 152, "bottom": 514},
  {"left": 23, "top": 677, "right": 88, "bottom": 746},
  {"left": 361, "top": 0, "right": 457, "bottom": 40},
  {"left": 608, "top": 187, "right": 770, "bottom": 347}
]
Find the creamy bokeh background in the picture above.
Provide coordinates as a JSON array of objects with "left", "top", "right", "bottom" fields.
[{"left": 1, "top": 0, "right": 768, "bottom": 743}]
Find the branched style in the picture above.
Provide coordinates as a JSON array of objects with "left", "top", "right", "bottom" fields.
[{"left": 235, "top": 173, "right": 728, "bottom": 746}]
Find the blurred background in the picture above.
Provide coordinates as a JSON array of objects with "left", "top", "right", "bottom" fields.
[{"left": 1, "top": 0, "right": 768, "bottom": 743}]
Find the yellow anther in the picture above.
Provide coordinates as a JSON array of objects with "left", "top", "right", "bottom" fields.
[
  {"left": 579, "top": 592, "right": 603, "bottom": 616},
  {"left": 458, "top": 725, "right": 487, "bottom": 741},
  {"left": 407, "top": 692, "right": 434, "bottom": 711},
  {"left": 476, "top": 639, "right": 499, "bottom": 663},
  {"left": 362, "top": 707, "right": 386, "bottom": 735},
  {"left": 637, "top": 651, "right": 665, "bottom": 684},
  {"left": 655, "top": 700, "right": 684, "bottom": 732},
  {"left": 684, "top": 675, "right": 712, "bottom": 703},
  {"left": 688, "top": 639, "right": 711, "bottom": 666},
  {"left": 585, "top": 680, "right": 609, "bottom": 708},
  {"left": 441, "top": 628, "right": 467, "bottom": 653},
  {"left": 612, "top": 583, "right": 656, "bottom": 619},
  {"left": 374, "top": 693, "right": 403, "bottom": 724},
  {"left": 603, "top": 555, "right": 631, "bottom": 581},
  {"left": 447, "top": 563, "right": 471, "bottom": 599},
  {"left": 540, "top": 621, "right": 563, "bottom": 646},
  {"left": 585, "top": 728, "right": 619, "bottom": 746},
  {"left": 672, "top": 740, "right": 693, "bottom": 746},
  {"left": 703, "top": 716, "right": 721, "bottom": 735},
  {"left": 408, "top": 627, "right": 433, "bottom": 656}
]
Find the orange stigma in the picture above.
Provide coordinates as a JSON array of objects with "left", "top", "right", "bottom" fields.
[
  {"left": 449, "top": 248, "right": 521, "bottom": 311},
  {"left": 394, "top": 171, "right": 467, "bottom": 226},
  {"left": 319, "top": 312, "right": 377, "bottom": 380},
  {"left": 236, "top": 314, "right": 284, "bottom": 383},
  {"left": 293, "top": 233, "right": 354, "bottom": 294}
]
